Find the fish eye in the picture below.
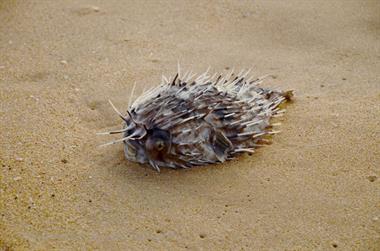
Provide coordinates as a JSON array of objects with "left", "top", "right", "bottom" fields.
[{"left": 155, "top": 139, "right": 165, "bottom": 151}]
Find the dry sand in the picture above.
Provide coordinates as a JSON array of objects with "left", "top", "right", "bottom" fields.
[{"left": 1, "top": 0, "right": 379, "bottom": 250}]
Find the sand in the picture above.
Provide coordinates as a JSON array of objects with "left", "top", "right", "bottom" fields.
[{"left": 1, "top": 0, "right": 379, "bottom": 250}]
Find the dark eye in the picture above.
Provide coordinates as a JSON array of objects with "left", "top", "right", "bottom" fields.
[{"left": 155, "top": 139, "right": 165, "bottom": 151}]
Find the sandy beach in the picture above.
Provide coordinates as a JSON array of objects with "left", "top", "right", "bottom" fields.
[{"left": 1, "top": 0, "right": 379, "bottom": 250}]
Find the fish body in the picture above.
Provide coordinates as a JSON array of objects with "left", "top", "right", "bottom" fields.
[{"left": 101, "top": 69, "right": 293, "bottom": 171}]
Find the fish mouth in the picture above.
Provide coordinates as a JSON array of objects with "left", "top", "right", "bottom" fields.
[{"left": 124, "top": 141, "right": 148, "bottom": 165}]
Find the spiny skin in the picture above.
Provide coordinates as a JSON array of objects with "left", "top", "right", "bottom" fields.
[{"left": 102, "top": 69, "right": 293, "bottom": 172}]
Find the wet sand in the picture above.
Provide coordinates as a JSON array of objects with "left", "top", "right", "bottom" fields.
[{"left": 1, "top": 0, "right": 379, "bottom": 250}]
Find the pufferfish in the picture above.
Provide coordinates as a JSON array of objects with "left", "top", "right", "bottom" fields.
[{"left": 99, "top": 68, "right": 293, "bottom": 172}]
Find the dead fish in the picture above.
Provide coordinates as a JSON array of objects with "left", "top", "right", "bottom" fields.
[{"left": 99, "top": 67, "right": 293, "bottom": 172}]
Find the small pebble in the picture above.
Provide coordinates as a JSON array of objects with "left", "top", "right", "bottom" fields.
[
  {"left": 13, "top": 176, "right": 22, "bottom": 181},
  {"left": 63, "top": 75, "right": 69, "bottom": 80},
  {"left": 91, "top": 6, "right": 100, "bottom": 12},
  {"left": 15, "top": 157, "right": 23, "bottom": 161},
  {"left": 60, "top": 60, "right": 68, "bottom": 65},
  {"left": 372, "top": 216, "right": 379, "bottom": 222},
  {"left": 367, "top": 175, "right": 377, "bottom": 182}
]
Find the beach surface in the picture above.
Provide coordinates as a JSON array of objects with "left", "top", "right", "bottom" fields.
[{"left": 1, "top": 0, "right": 379, "bottom": 250}]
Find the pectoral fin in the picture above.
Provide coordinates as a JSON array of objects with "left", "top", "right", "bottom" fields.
[{"left": 213, "top": 130, "right": 233, "bottom": 162}]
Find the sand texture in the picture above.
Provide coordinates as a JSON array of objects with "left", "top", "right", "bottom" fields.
[{"left": 1, "top": 0, "right": 379, "bottom": 250}]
